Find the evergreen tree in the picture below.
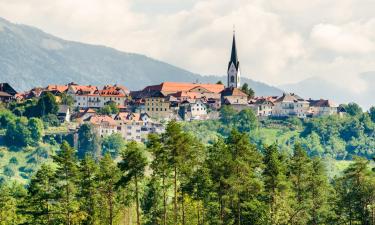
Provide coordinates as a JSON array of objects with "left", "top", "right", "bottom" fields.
[
  {"left": 147, "top": 133, "right": 171, "bottom": 225},
  {"left": 98, "top": 153, "right": 121, "bottom": 225},
  {"left": 334, "top": 157, "right": 375, "bottom": 224},
  {"left": 263, "top": 144, "right": 293, "bottom": 225},
  {"left": 25, "top": 164, "right": 56, "bottom": 224},
  {"left": 53, "top": 141, "right": 82, "bottom": 225},
  {"left": 78, "top": 154, "right": 100, "bottom": 225},
  {"left": 288, "top": 144, "right": 312, "bottom": 225},
  {"left": 226, "top": 129, "right": 264, "bottom": 225},
  {"left": 118, "top": 141, "right": 148, "bottom": 225},
  {"left": 35, "top": 92, "right": 58, "bottom": 117},
  {"left": 77, "top": 123, "right": 101, "bottom": 158},
  {"left": 308, "top": 157, "right": 332, "bottom": 225}
]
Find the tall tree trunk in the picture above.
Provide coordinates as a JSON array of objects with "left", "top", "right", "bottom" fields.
[
  {"left": 174, "top": 166, "right": 178, "bottom": 225},
  {"left": 135, "top": 175, "right": 141, "bottom": 225},
  {"left": 182, "top": 193, "right": 185, "bottom": 225},
  {"left": 163, "top": 175, "right": 167, "bottom": 225},
  {"left": 109, "top": 191, "right": 113, "bottom": 225}
]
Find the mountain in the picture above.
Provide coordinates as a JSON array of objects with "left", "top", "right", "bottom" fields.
[
  {"left": 0, "top": 17, "right": 282, "bottom": 96},
  {"left": 280, "top": 74, "right": 375, "bottom": 110}
]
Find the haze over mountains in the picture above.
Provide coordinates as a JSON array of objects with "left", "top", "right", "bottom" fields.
[
  {"left": 1, "top": 17, "right": 374, "bottom": 109},
  {"left": 0, "top": 17, "right": 281, "bottom": 96}
]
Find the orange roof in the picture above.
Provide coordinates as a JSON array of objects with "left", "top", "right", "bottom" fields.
[
  {"left": 70, "top": 85, "right": 98, "bottom": 94},
  {"left": 89, "top": 115, "right": 116, "bottom": 126},
  {"left": 144, "top": 82, "right": 224, "bottom": 94},
  {"left": 46, "top": 84, "right": 69, "bottom": 93},
  {"left": 115, "top": 112, "right": 141, "bottom": 122}
]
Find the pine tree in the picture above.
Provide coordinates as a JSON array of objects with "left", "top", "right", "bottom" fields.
[
  {"left": 53, "top": 141, "right": 82, "bottom": 225},
  {"left": 98, "top": 152, "right": 121, "bottom": 225},
  {"left": 118, "top": 141, "right": 148, "bottom": 225},
  {"left": 226, "top": 129, "right": 264, "bottom": 225},
  {"left": 78, "top": 154, "right": 100, "bottom": 225},
  {"left": 147, "top": 133, "right": 171, "bottom": 225},
  {"left": 288, "top": 144, "right": 312, "bottom": 225},
  {"left": 263, "top": 144, "right": 292, "bottom": 225},
  {"left": 25, "top": 164, "right": 56, "bottom": 224},
  {"left": 308, "top": 157, "right": 332, "bottom": 225}
]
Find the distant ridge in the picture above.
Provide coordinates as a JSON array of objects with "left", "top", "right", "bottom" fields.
[{"left": 0, "top": 17, "right": 282, "bottom": 96}]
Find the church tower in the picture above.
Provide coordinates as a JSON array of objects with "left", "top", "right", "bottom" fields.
[{"left": 227, "top": 31, "right": 240, "bottom": 88}]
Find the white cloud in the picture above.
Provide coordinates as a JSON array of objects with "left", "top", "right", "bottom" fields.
[
  {"left": 311, "top": 23, "right": 374, "bottom": 54},
  {"left": 0, "top": 0, "right": 375, "bottom": 94}
]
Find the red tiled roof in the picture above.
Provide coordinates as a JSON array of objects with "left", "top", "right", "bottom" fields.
[
  {"left": 89, "top": 115, "right": 116, "bottom": 126},
  {"left": 46, "top": 85, "right": 69, "bottom": 93},
  {"left": 143, "top": 82, "right": 224, "bottom": 94}
]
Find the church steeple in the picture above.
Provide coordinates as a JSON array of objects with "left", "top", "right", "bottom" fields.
[{"left": 227, "top": 30, "right": 240, "bottom": 88}]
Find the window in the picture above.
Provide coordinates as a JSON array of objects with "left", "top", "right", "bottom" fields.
[{"left": 230, "top": 76, "right": 235, "bottom": 83}]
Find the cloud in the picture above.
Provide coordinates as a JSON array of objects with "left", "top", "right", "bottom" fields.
[
  {"left": 311, "top": 23, "right": 374, "bottom": 54},
  {"left": 0, "top": 0, "right": 375, "bottom": 95}
]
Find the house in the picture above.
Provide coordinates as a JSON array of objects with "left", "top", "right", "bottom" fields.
[
  {"left": 67, "top": 83, "right": 129, "bottom": 109},
  {"left": 113, "top": 112, "right": 165, "bottom": 142},
  {"left": 221, "top": 87, "right": 249, "bottom": 111},
  {"left": 87, "top": 115, "right": 117, "bottom": 137},
  {"left": 273, "top": 93, "right": 310, "bottom": 118},
  {"left": 46, "top": 84, "right": 69, "bottom": 95},
  {"left": 144, "top": 91, "right": 173, "bottom": 120},
  {"left": 72, "top": 108, "right": 97, "bottom": 123},
  {"left": 57, "top": 105, "right": 71, "bottom": 122},
  {"left": 0, "top": 83, "right": 17, "bottom": 103},
  {"left": 249, "top": 96, "right": 278, "bottom": 117},
  {"left": 179, "top": 99, "right": 208, "bottom": 121},
  {"left": 308, "top": 99, "right": 338, "bottom": 117}
]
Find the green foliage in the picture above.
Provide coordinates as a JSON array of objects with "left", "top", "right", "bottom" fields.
[
  {"left": 59, "top": 92, "right": 74, "bottom": 107},
  {"left": 241, "top": 83, "right": 255, "bottom": 98},
  {"left": 102, "top": 133, "right": 126, "bottom": 158},
  {"left": 343, "top": 102, "right": 363, "bottom": 117},
  {"left": 97, "top": 101, "right": 119, "bottom": 115},
  {"left": 42, "top": 114, "right": 61, "bottom": 127},
  {"left": 5, "top": 116, "right": 44, "bottom": 147},
  {"left": 77, "top": 123, "right": 101, "bottom": 158},
  {"left": 35, "top": 92, "right": 59, "bottom": 117}
]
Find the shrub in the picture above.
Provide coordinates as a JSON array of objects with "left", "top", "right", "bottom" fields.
[{"left": 9, "top": 157, "right": 18, "bottom": 165}]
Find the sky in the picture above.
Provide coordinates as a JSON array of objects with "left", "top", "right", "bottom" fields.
[{"left": 1, "top": 0, "right": 375, "bottom": 94}]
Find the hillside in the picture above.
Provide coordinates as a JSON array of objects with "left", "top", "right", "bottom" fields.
[{"left": 0, "top": 17, "right": 282, "bottom": 96}]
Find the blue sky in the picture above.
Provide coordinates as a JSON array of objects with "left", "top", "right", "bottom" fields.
[{"left": 1, "top": 0, "right": 375, "bottom": 96}]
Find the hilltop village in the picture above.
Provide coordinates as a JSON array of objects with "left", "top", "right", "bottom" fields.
[{"left": 0, "top": 34, "right": 343, "bottom": 142}]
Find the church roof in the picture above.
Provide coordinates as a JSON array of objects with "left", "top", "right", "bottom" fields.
[
  {"left": 142, "top": 82, "right": 224, "bottom": 94},
  {"left": 228, "top": 33, "right": 240, "bottom": 71}
]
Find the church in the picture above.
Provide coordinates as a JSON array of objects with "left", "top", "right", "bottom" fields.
[
  {"left": 221, "top": 31, "right": 250, "bottom": 111},
  {"left": 227, "top": 31, "right": 241, "bottom": 88}
]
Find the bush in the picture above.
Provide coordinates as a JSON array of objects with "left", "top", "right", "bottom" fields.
[
  {"left": 9, "top": 157, "right": 18, "bottom": 165},
  {"left": 42, "top": 114, "right": 61, "bottom": 127},
  {"left": 3, "top": 166, "right": 15, "bottom": 177}
]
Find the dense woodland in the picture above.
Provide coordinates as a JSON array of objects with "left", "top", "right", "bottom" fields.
[{"left": 0, "top": 93, "right": 375, "bottom": 224}]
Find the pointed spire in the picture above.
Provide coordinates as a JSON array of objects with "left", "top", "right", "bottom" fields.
[{"left": 229, "top": 31, "right": 239, "bottom": 70}]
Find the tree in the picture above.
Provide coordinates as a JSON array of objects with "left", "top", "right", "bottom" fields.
[
  {"left": 98, "top": 153, "right": 121, "bottom": 225},
  {"left": 0, "top": 182, "right": 27, "bottom": 224},
  {"left": 334, "top": 157, "right": 375, "bottom": 224},
  {"left": 35, "top": 92, "right": 59, "bottom": 117},
  {"left": 309, "top": 158, "right": 332, "bottom": 225},
  {"left": 78, "top": 123, "right": 101, "bottom": 158},
  {"left": 163, "top": 121, "right": 203, "bottom": 225},
  {"left": 25, "top": 164, "right": 57, "bottom": 224},
  {"left": 118, "top": 141, "right": 148, "bottom": 225},
  {"left": 28, "top": 117, "right": 44, "bottom": 145},
  {"left": 226, "top": 129, "right": 264, "bottom": 225},
  {"left": 241, "top": 83, "right": 255, "bottom": 98},
  {"left": 368, "top": 106, "right": 375, "bottom": 123},
  {"left": 263, "top": 144, "right": 292, "bottom": 225},
  {"left": 53, "top": 141, "right": 82, "bottom": 225},
  {"left": 98, "top": 102, "right": 119, "bottom": 115},
  {"left": 78, "top": 154, "right": 100, "bottom": 225},
  {"left": 5, "top": 117, "right": 32, "bottom": 147},
  {"left": 344, "top": 103, "right": 363, "bottom": 117},
  {"left": 102, "top": 133, "right": 126, "bottom": 158},
  {"left": 234, "top": 108, "right": 258, "bottom": 133},
  {"left": 147, "top": 133, "right": 171, "bottom": 225},
  {"left": 216, "top": 81, "right": 223, "bottom": 85},
  {"left": 288, "top": 144, "right": 312, "bottom": 225},
  {"left": 220, "top": 105, "right": 237, "bottom": 125},
  {"left": 59, "top": 93, "right": 74, "bottom": 107}
]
